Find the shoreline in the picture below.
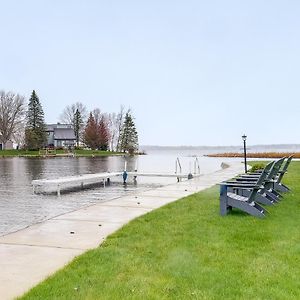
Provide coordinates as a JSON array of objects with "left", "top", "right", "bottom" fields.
[
  {"left": 205, "top": 152, "right": 299, "bottom": 159},
  {"left": 0, "top": 150, "right": 132, "bottom": 158}
]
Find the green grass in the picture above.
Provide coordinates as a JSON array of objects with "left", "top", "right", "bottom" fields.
[
  {"left": 0, "top": 149, "right": 123, "bottom": 157},
  {"left": 74, "top": 149, "right": 123, "bottom": 157},
  {"left": 20, "top": 162, "right": 300, "bottom": 299},
  {"left": 0, "top": 149, "right": 40, "bottom": 156}
]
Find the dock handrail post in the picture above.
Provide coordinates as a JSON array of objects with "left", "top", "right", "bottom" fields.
[
  {"left": 194, "top": 157, "right": 200, "bottom": 175},
  {"left": 175, "top": 157, "right": 182, "bottom": 173},
  {"left": 175, "top": 157, "right": 182, "bottom": 182},
  {"left": 178, "top": 158, "right": 182, "bottom": 173},
  {"left": 134, "top": 159, "right": 138, "bottom": 172},
  {"left": 188, "top": 161, "right": 193, "bottom": 180}
]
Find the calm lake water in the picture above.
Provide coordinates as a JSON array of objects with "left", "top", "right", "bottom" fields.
[{"left": 1, "top": 145, "right": 298, "bottom": 236}]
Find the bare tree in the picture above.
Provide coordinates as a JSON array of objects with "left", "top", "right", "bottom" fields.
[
  {"left": 0, "top": 91, "right": 26, "bottom": 149},
  {"left": 107, "top": 112, "right": 117, "bottom": 151},
  {"left": 92, "top": 108, "right": 101, "bottom": 125},
  {"left": 60, "top": 102, "right": 88, "bottom": 145},
  {"left": 60, "top": 102, "right": 88, "bottom": 124},
  {"left": 13, "top": 121, "right": 26, "bottom": 149},
  {"left": 116, "top": 105, "right": 126, "bottom": 152}
]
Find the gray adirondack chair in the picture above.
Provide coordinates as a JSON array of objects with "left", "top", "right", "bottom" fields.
[
  {"left": 225, "top": 161, "right": 276, "bottom": 206},
  {"left": 238, "top": 157, "right": 285, "bottom": 179},
  {"left": 219, "top": 165, "right": 270, "bottom": 218},
  {"left": 230, "top": 158, "right": 285, "bottom": 203},
  {"left": 238, "top": 156, "right": 292, "bottom": 193},
  {"left": 273, "top": 155, "right": 293, "bottom": 192}
]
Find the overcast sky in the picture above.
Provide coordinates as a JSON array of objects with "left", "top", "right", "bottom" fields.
[{"left": 1, "top": 1, "right": 299, "bottom": 146}]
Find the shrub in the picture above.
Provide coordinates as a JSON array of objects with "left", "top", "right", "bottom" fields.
[{"left": 250, "top": 162, "right": 266, "bottom": 172}]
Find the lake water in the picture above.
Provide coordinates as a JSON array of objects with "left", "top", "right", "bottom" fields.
[{"left": 1, "top": 145, "right": 299, "bottom": 236}]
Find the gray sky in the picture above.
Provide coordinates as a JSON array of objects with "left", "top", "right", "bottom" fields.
[{"left": 1, "top": 0, "right": 299, "bottom": 146}]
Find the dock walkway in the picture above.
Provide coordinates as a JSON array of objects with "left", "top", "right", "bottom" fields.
[
  {"left": 32, "top": 172, "right": 122, "bottom": 195},
  {"left": 32, "top": 172, "right": 201, "bottom": 195},
  {"left": 0, "top": 161, "right": 244, "bottom": 299}
]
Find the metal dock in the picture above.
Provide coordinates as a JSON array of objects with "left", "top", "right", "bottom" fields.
[
  {"left": 32, "top": 172, "right": 122, "bottom": 196},
  {"left": 32, "top": 157, "right": 201, "bottom": 196}
]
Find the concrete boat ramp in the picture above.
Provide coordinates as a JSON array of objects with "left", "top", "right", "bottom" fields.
[{"left": 0, "top": 162, "right": 244, "bottom": 299}]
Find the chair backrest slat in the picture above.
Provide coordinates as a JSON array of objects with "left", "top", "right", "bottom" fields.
[
  {"left": 247, "top": 161, "right": 274, "bottom": 203},
  {"left": 282, "top": 155, "right": 293, "bottom": 172},
  {"left": 267, "top": 158, "right": 285, "bottom": 181}
]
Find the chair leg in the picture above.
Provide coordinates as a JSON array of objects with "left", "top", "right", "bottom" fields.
[
  {"left": 220, "top": 185, "right": 231, "bottom": 215},
  {"left": 274, "top": 182, "right": 290, "bottom": 193},
  {"left": 227, "top": 198, "right": 266, "bottom": 218}
]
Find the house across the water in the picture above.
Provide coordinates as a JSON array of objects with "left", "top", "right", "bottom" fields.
[
  {"left": 0, "top": 141, "right": 13, "bottom": 150},
  {"left": 46, "top": 124, "right": 76, "bottom": 148}
]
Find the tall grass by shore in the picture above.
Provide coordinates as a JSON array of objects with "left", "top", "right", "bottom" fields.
[{"left": 206, "top": 152, "right": 299, "bottom": 158}]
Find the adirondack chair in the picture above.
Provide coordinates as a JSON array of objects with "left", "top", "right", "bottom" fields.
[
  {"left": 238, "top": 157, "right": 285, "bottom": 179},
  {"left": 231, "top": 158, "right": 285, "bottom": 202},
  {"left": 273, "top": 155, "right": 293, "bottom": 192},
  {"left": 219, "top": 165, "right": 269, "bottom": 218},
  {"left": 239, "top": 156, "right": 292, "bottom": 193},
  {"left": 225, "top": 161, "right": 276, "bottom": 206}
]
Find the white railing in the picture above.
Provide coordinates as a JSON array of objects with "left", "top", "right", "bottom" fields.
[{"left": 194, "top": 157, "right": 200, "bottom": 175}]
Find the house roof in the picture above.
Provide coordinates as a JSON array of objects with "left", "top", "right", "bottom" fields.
[
  {"left": 46, "top": 124, "right": 73, "bottom": 132},
  {"left": 53, "top": 128, "right": 76, "bottom": 140}
]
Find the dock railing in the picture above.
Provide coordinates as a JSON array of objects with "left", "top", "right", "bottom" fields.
[
  {"left": 194, "top": 157, "right": 200, "bottom": 175},
  {"left": 175, "top": 157, "right": 182, "bottom": 182}
]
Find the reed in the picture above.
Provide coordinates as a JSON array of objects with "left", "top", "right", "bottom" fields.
[{"left": 206, "top": 152, "right": 299, "bottom": 158}]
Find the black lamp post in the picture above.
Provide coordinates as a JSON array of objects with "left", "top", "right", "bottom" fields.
[{"left": 242, "top": 134, "right": 247, "bottom": 173}]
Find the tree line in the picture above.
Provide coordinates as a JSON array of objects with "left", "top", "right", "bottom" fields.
[{"left": 0, "top": 90, "right": 139, "bottom": 153}]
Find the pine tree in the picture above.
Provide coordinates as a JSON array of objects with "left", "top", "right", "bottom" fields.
[
  {"left": 98, "top": 115, "right": 110, "bottom": 151},
  {"left": 120, "top": 111, "right": 138, "bottom": 154},
  {"left": 25, "top": 90, "right": 47, "bottom": 150},
  {"left": 73, "top": 109, "right": 83, "bottom": 147},
  {"left": 83, "top": 113, "right": 98, "bottom": 150}
]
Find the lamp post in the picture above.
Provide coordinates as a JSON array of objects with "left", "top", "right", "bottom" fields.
[{"left": 242, "top": 134, "right": 247, "bottom": 173}]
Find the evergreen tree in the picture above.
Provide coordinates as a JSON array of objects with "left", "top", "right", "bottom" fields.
[
  {"left": 98, "top": 115, "right": 110, "bottom": 151},
  {"left": 83, "top": 112, "right": 98, "bottom": 150},
  {"left": 120, "top": 111, "right": 138, "bottom": 153},
  {"left": 73, "top": 109, "right": 83, "bottom": 147},
  {"left": 25, "top": 90, "right": 47, "bottom": 150}
]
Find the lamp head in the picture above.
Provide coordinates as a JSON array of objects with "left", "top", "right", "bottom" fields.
[{"left": 242, "top": 134, "right": 247, "bottom": 141}]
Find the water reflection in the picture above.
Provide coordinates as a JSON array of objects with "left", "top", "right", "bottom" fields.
[{"left": 24, "top": 158, "right": 45, "bottom": 181}]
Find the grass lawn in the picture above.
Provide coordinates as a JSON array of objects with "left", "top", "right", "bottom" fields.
[
  {"left": 74, "top": 149, "right": 123, "bottom": 157},
  {"left": 0, "top": 149, "right": 123, "bottom": 157},
  {"left": 20, "top": 162, "right": 300, "bottom": 299},
  {"left": 0, "top": 149, "right": 40, "bottom": 156}
]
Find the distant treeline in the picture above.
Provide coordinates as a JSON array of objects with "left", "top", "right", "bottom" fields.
[
  {"left": 141, "top": 145, "right": 300, "bottom": 151},
  {"left": 206, "top": 152, "right": 299, "bottom": 158}
]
